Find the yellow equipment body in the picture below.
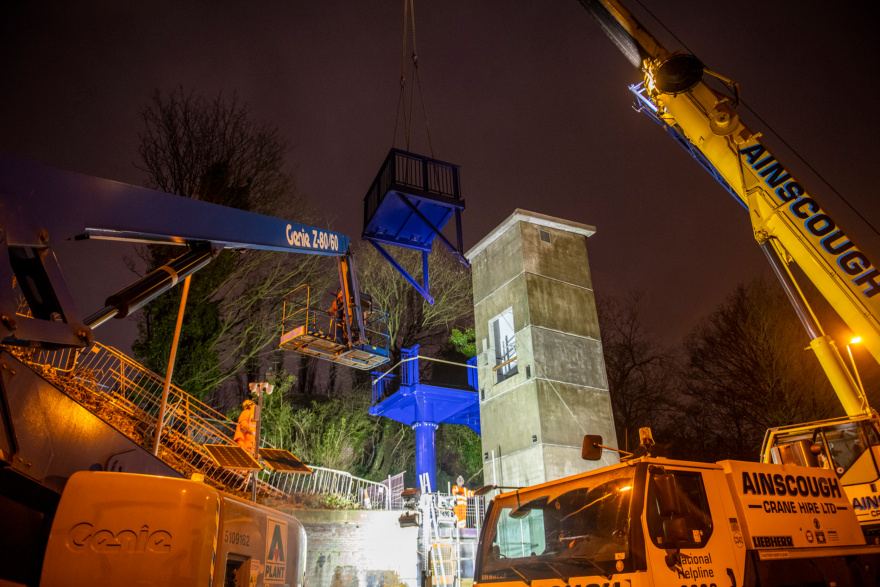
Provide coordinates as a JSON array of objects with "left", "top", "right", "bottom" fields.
[
  {"left": 763, "top": 414, "right": 880, "bottom": 541},
  {"left": 476, "top": 456, "right": 878, "bottom": 587},
  {"left": 646, "top": 77, "right": 872, "bottom": 413},
  {"left": 39, "top": 471, "right": 306, "bottom": 587}
]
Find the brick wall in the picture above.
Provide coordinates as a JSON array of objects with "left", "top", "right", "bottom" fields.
[{"left": 289, "top": 510, "right": 420, "bottom": 587}]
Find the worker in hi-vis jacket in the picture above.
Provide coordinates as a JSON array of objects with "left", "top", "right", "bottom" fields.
[
  {"left": 233, "top": 399, "right": 257, "bottom": 454},
  {"left": 451, "top": 475, "right": 474, "bottom": 529}
]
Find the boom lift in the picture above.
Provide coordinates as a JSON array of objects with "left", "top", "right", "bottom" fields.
[
  {"left": 0, "top": 152, "right": 388, "bottom": 368},
  {"left": 0, "top": 152, "right": 395, "bottom": 585},
  {"left": 576, "top": 0, "right": 880, "bottom": 536}
]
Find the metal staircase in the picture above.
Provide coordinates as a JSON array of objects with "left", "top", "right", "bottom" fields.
[
  {"left": 416, "top": 473, "right": 463, "bottom": 587},
  {"left": 10, "top": 341, "right": 404, "bottom": 507},
  {"left": 17, "top": 343, "right": 277, "bottom": 497}
]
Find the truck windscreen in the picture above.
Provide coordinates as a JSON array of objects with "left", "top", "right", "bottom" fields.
[{"left": 477, "top": 467, "right": 635, "bottom": 582}]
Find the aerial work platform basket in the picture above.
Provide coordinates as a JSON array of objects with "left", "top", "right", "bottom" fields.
[
  {"left": 362, "top": 149, "right": 469, "bottom": 304},
  {"left": 279, "top": 285, "right": 390, "bottom": 370}
]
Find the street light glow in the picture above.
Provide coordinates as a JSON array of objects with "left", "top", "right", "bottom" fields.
[{"left": 851, "top": 337, "right": 862, "bottom": 344}]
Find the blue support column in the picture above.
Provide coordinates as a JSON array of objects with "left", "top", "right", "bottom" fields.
[
  {"left": 366, "top": 240, "right": 434, "bottom": 305},
  {"left": 414, "top": 421, "right": 438, "bottom": 492},
  {"left": 369, "top": 345, "right": 480, "bottom": 493}
]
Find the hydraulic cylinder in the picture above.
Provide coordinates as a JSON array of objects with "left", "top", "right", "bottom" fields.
[{"left": 86, "top": 244, "right": 214, "bottom": 328}]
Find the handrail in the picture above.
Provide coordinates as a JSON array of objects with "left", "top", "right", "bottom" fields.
[
  {"left": 18, "top": 340, "right": 404, "bottom": 508},
  {"left": 492, "top": 355, "right": 517, "bottom": 372},
  {"left": 373, "top": 354, "right": 478, "bottom": 385}
]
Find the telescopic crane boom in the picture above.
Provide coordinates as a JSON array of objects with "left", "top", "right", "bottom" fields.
[{"left": 577, "top": 0, "right": 873, "bottom": 417}]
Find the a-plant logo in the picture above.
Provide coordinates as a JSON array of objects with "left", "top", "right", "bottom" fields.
[{"left": 264, "top": 517, "right": 288, "bottom": 584}]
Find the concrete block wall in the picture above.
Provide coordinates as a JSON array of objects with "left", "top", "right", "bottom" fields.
[
  {"left": 289, "top": 510, "right": 419, "bottom": 587},
  {"left": 467, "top": 210, "right": 619, "bottom": 489}
]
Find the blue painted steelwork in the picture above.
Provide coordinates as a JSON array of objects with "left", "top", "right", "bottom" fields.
[
  {"left": 627, "top": 83, "right": 746, "bottom": 210},
  {"left": 362, "top": 149, "right": 470, "bottom": 304},
  {"left": 368, "top": 240, "right": 434, "bottom": 304},
  {"left": 369, "top": 345, "right": 480, "bottom": 491}
]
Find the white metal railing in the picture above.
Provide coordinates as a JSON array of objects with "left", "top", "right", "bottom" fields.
[{"left": 263, "top": 467, "right": 405, "bottom": 510}]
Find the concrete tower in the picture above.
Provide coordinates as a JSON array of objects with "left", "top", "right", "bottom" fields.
[{"left": 466, "top": 210, "right": 618, "bottom": 488}]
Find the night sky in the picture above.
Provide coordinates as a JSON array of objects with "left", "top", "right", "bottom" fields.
[{"left": 1, "top": 1, "right": 878, "bottom": 356}]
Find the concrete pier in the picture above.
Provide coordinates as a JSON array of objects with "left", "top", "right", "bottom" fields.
[{"left": 466, "top": 210, "right": 618, "bottom": 488}]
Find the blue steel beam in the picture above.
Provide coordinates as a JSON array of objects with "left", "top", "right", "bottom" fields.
[
  {"left": 397, "top": 194, "right": 471, "bottom": 268},
  {"left": 365, "top": 239, "right": 435, "bottom": 305}
]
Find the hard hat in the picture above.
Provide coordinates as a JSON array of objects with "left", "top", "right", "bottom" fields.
[
  {"left": 243, "top": 399, "right": 255, "bottom": 409},
  {"left": 457, "top": 475, "right": 465, "bottom": 485}
]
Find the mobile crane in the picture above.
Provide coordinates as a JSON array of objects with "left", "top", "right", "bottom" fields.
[
  {"left": 479, "top": 429, "right": 880, "bottom": 586},
  {"left": 475, "top": 429, "right": 880, "bottom": 587},
  {"left": 575, "top": 0, "right": 880, "bottom": 539}
]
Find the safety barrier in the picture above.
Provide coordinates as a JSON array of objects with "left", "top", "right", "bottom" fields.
[{"left": 264, "top": 467, "right": 406, "bottom": 510}]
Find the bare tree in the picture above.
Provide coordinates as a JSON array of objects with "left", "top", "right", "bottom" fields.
[
  {"left": 137, "top": 87, "right": 291, "bottom": 215},
  {"left": 355, "top": 241, "right": 473, "bottom": 360},
  {"left": 132, "top": 87, "right": 327, "bottom": 401},
  {"left": 597, "top": 291, "right": 676, "bottom": 453},
  {"left": 677, "top": 277, "right": 838, "bottom": 461}
]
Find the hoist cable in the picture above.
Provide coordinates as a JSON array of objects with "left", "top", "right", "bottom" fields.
[
  {"left": 407, "top": 0, "right": 417, "bottom": 151},
  {"left": 407, "top": 0, "right": 434, "bottom": 157},
  {"left": 633, "top": 0, "right": 880, "bottom": 241},
  {"left": 631, "top": 0, "right": 694, "bottom": 56},
  {"left": 390, "top": 0, "right": 435, "bottom": 157},
  {"left": 414, "top": 62, "right": 435, "bottom": 158},
  {"left": 391, "top": 0, "right": 409, "bottom": 149},
  {"left": 407, "top": 49, "right": 416, "bottom": 150}
]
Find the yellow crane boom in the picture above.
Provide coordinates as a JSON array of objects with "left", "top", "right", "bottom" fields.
[{"left": 579, "top": 0, "right": 874, "bottom": 415}]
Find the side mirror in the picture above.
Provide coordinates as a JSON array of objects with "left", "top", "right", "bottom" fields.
[
  {"left": 653, "top": 473, "right": 682, "bottom": 517},
  {"left": 582, "top": 435, "right": 603, "bottom": 461},
  {"left": 508, "top": 506, "right": 532, "bottom": 520}
]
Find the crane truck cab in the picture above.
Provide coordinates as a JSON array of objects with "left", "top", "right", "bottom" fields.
[
  {"left": 475, "top": 433, "right": 880, "bottom": 587},
  {"left": 38, "top": 471, "right": 306, "bottom": 587},
  {"left": 763, "top": 413, "right": 880, "bottom": 543}
]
